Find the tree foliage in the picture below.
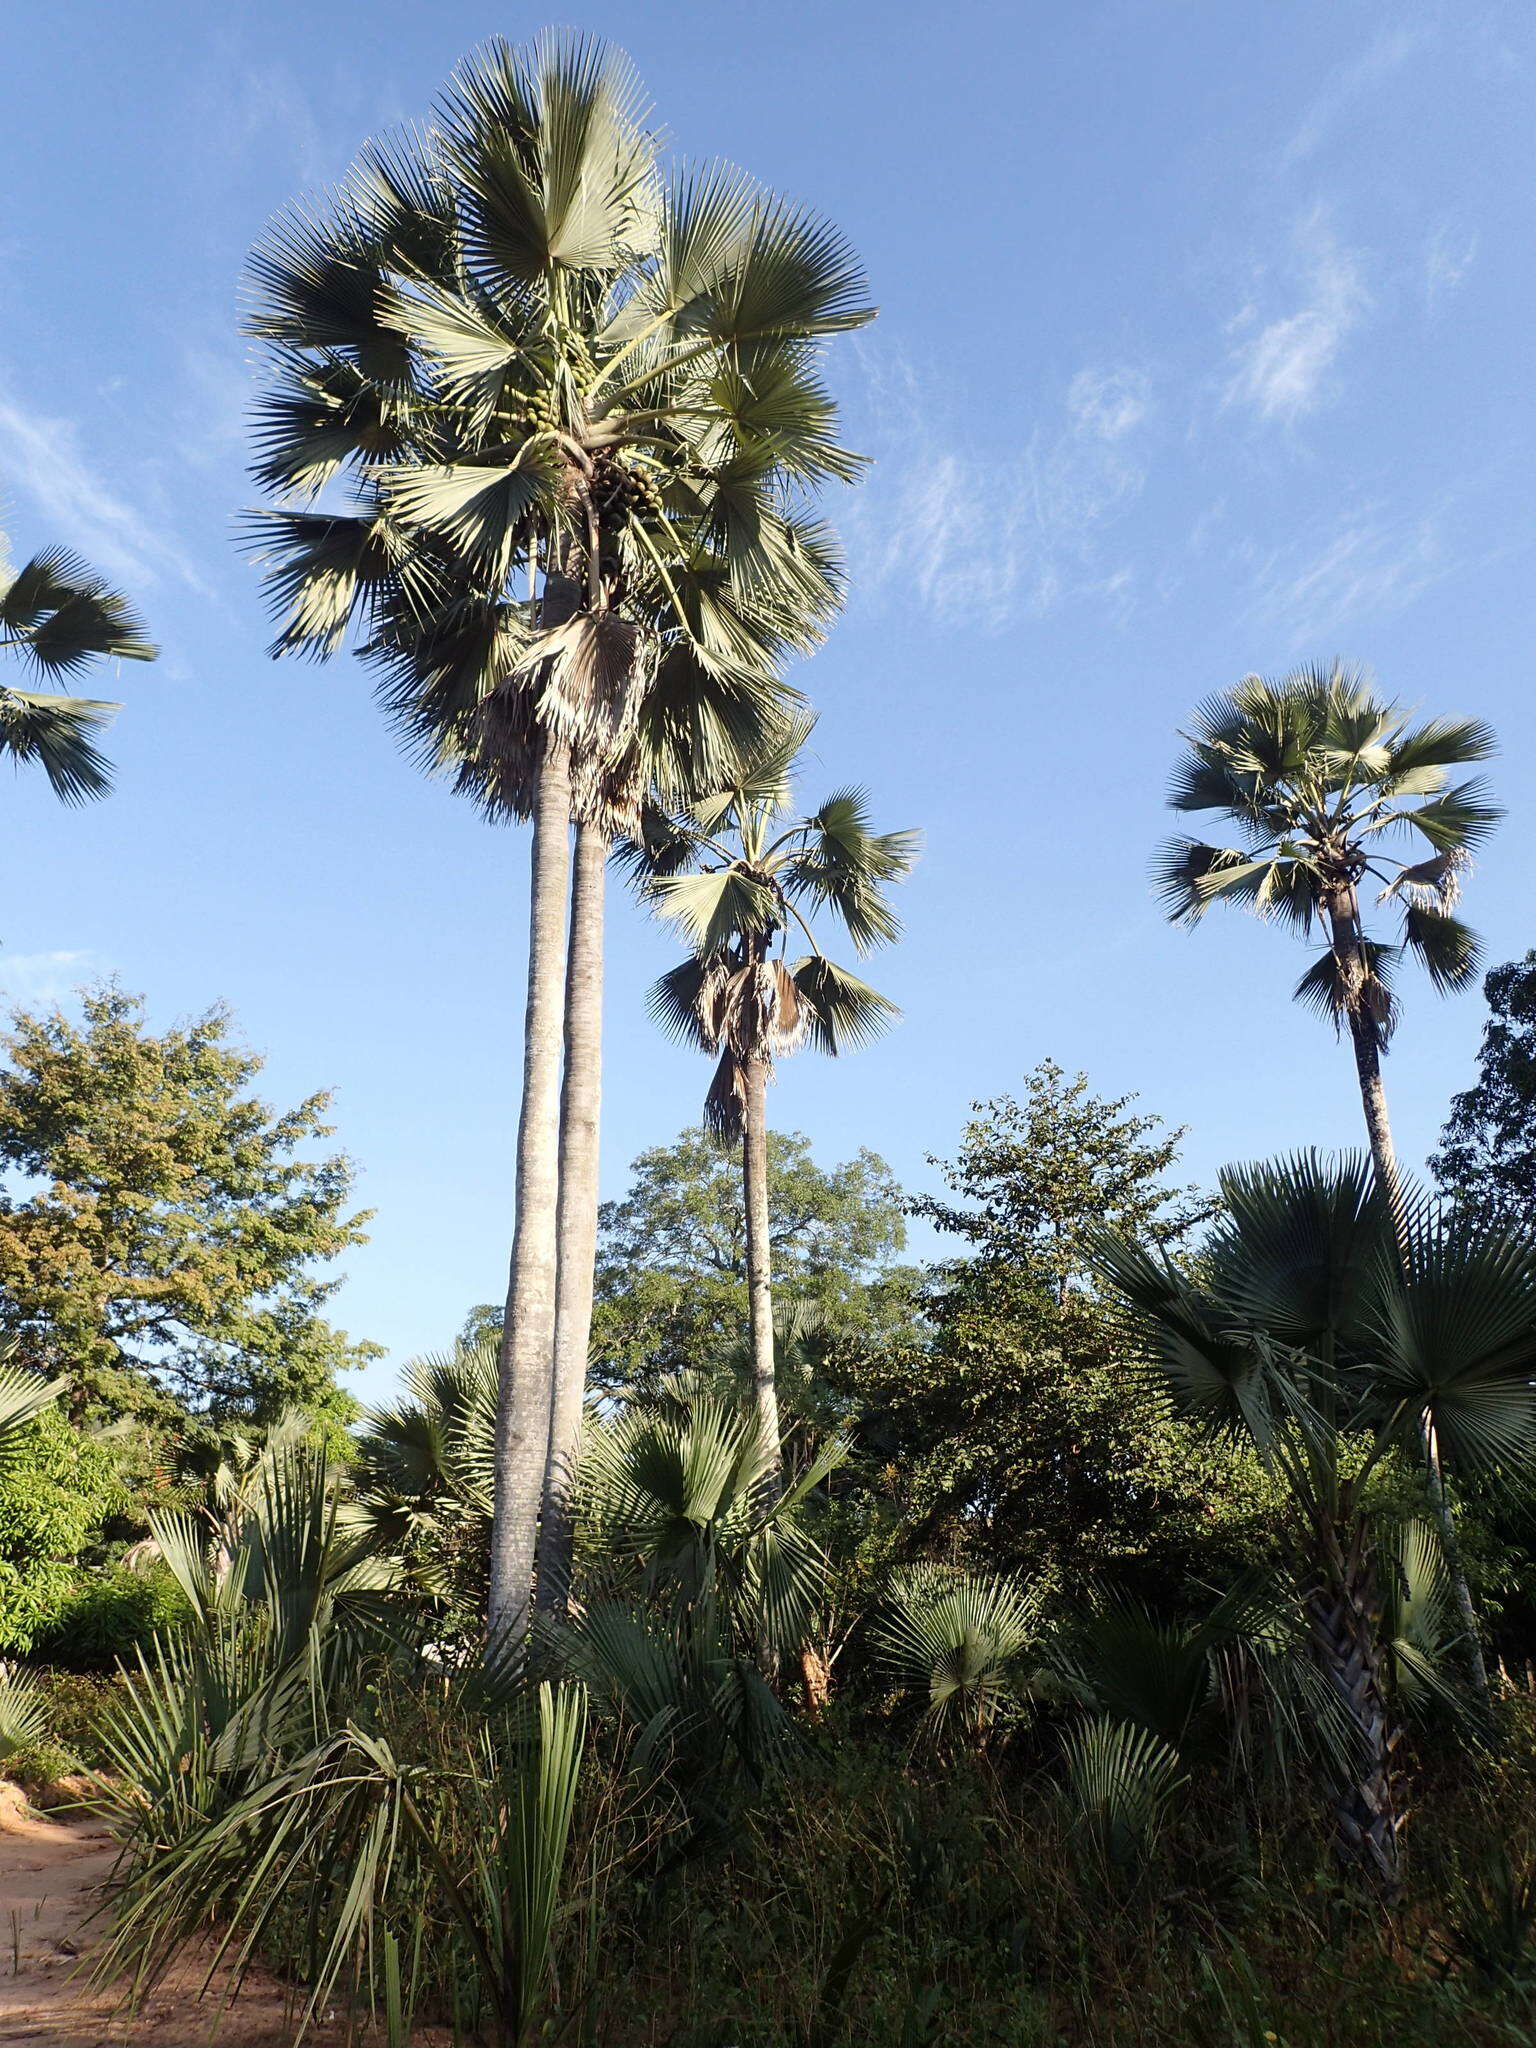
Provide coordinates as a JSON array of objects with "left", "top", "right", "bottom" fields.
[
  {"left": 911, "top": 1060, "right": 1214, "bottom": 1296},
  {"left": 0, "top": 1406, "right": 122, "bottom": 1652},
  {"left": 839, "top": 1067, "right": 1273, "bottom": 1610},
  {"left": 467, "top": 1127, "right": 915, "bottom": 1393},
  {"left": 1433, "top": 951, "right": 1536, "bottom": 1230},
  {"left": 0, "top": 984, "right": 378, "bottom": 1421},
  {"left": 1155, "top": 664, "right": 1498, "bottom": 1054},
  {"left": 0, "top": 527, "right": 155, "bottom": 803}
]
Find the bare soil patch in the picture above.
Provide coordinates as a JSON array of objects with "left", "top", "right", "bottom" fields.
[{"left": 0, "top": 1783, "right": 407, "bottom": 2047}]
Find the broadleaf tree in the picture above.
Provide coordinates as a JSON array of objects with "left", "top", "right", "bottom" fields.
[
  {"left": 1432, "top": 951, "right": 1536, "bottom": 1231},
  {"left": 0, "top": 984, "right": 377, "bottom": 1425}
]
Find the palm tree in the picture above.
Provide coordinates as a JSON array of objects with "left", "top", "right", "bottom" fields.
[
  {"left": 1154, "top": 663, "right": 1503, "bottom": 1696},
  {"left": 631, "top": 722, "right": 917, "bottom": 1465},
  {"left": 1093, "top": 1152, "right": 1536, "bottom": 1887},
  {"left": 244, "top": 34, "right": 873, "bottom": 1641},
  {"left": 1155, "top": 662, "right": 1499, "bottom": 1210},
  {"left": 1, "top": 538, "right": 154, "bottom": 800}
]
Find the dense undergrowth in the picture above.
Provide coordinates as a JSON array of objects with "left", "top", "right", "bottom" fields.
[{"left": 26, "top": 1654, "right": 1536, "bottom": 2046}]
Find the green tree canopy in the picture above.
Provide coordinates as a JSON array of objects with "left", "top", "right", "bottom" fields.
[
  {"left": 464, "top": 1128, "right": 914, "bottom": 1393},
  {"left": 840, "top": 1262, "right": 1282, "bottom": 1613},
  {"left": 911, "top": 1060, "right": 1215, "bottom": 1297},
  {"left": 833, "top": 1066, "right": 1273, "bottom": 1611},
  {"left": 0, "top": 1404, "right": 122, "bottom": 1652},
  {"left": 1432, "top": 950, "right": 1536, "bottom": 1230},
  {"left": 0, "top": 984, "right": 378, "bottom": 1423}
]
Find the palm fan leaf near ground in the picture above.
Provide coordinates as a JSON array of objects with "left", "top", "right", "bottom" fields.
[{"left": 1091, "top": 1149, "right": 1536, "bottom": 1888}]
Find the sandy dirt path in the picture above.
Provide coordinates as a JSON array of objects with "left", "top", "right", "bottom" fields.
[{"left": 0, "top": 1784, "right": 401, "bottom": 2046}]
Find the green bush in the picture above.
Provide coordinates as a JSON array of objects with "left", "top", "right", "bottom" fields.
[
  {"left": 33, "top": 1563, "right": 191, "bottom": 1671},
  {"left": 0, "top": 1411, "right": 122, "bottom": 1653}
]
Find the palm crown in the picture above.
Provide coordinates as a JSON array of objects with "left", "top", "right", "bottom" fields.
[
  {"left": 246, "top": 33, "right": 873, "bottom": 813},
  {"left": 1, "top": 539, "right": 155, "bottom": 803},
  {"left": 1154, "top": 663, "right": 1501, "bottom": 1051},
  {"left": 631, "top": 719, "right": 919, "bottom": 1137}
]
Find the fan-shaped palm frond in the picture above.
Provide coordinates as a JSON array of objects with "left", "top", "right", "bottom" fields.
[
  {"left": 1060, "top": 1715, "right": 1186, "bottom": 1876},
  {"left": 574, "top": 1388, "right": 844, "bottom": 1661},
  {"left": 0, "top": 1664, "right": 48, "bottom": 1766},
  {"left": 0, "top": 540, "right": 155, "bottom": 803},
  {"left": 1091, "top": 1150, "right": 1536, "bottom": 1884},
  {"left": 873, "top": 1565, "right": 1039, "bottom": 1743},
  {"left": 0, "top": 1358, "right": 62, "bottom": 1470}
]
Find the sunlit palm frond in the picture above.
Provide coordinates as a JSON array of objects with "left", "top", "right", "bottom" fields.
[
  {"left": 874, "top": 1566, "right": 1039, "bottom": 1742},
  {"left": 790, "top": 955, "right": 899, "bottom": 1055}
]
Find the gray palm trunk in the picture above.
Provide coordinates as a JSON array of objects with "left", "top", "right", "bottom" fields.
[
  {"left": 534, "top": 818, "right": 607, "bottom": 1619},
  {"left": 1326, "top": 891, "right": 1493, "bottom": 1707},
  {"left": 488, "top": 738, "right": 573, "bottom": 1646},
  {"left": 741, "top": 1051, "right": 781, "bottom": 1468},
  {"left": 1308, "top": 1512, "right": 1400, "bottom": 1891}
]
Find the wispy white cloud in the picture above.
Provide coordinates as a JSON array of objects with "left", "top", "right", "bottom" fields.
[
  {"left": 845, "top": 351, "right": 1150, "bottom": 630},
  {"left": 0, "top": 949, "right": 103, "bottom": 1009},
  {"left": 1279, "top": 27, "right": 1428, "bottom": 167},
  {"left": 1066, "top": 367, "right": 1149, "bottom": 442},
  {"left": 1224, "top": 209, "right": 1368, "bottom": 423},
  {"left": 0, "top": 372, "right": 209, "bottom": 595},
  {"left": 1424, "top": 220, "right": 1478, "bottom": 304},
  {"left": 1243, "top": 504, "right": 1454, "bottom": 640}
]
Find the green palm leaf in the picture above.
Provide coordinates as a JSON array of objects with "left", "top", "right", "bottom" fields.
[{"left": 790, "top": 955, "right": 899, "bottom": 1054}]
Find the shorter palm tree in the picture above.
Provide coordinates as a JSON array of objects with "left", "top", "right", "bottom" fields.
[
  {"left": 1093, "top": 1152, "right": 1536, "bottom": 1888},
  {"left": 628, "top": 721, "right": 917, "bottom": 1463},
  {"left": 1, "top": 539, "right": 154, "bottom": 801},
  {"left": 1155, "top": 662, "right": 1499, "bottom": 1207}
]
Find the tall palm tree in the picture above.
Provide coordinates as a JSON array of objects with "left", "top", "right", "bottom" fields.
[
  {"left": 1093, "top": 1152, "right": 1536, "bottom": 1887},
  {"left": 1154, "top": 662, "right": 1504, "bottom": 1695},
  {"left": 1, "top": 537, "right": 154, "bottom": 801},
  {"left": 245, "top": 33, "right": 872, "bottom": 1641},
  {"left": 631, "top": 722, "right": 917, "bottom": 1464},
  {"left": 1155, "top": 662, "right": 1499, "bottom": 1209}
]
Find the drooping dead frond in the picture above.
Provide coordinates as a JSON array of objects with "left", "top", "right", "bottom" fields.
[
  {"left": 1378, "top": 846, "right": 1470, "bottom": 913},
  {"left": 764, "top": 959, "right": 808, "bottom": 1058},
  {"left": 704, "top": 1046, "right": 748, "bottom": 1140}
]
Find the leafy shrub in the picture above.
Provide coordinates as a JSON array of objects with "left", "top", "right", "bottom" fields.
[
  {"left": 0, "top": 1411, "right": 121, "bottom": 1652},
  {"left": 33, "top": 1563, "right": 191, "bottom": 1671}
]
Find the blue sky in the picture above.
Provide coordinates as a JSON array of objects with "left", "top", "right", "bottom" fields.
[{"left": 3, "top": 1, "right": 1533, "bottom": 1403}]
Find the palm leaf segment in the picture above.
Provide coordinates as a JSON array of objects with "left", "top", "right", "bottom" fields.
[
  {"left": 0, "top": 540, "right": 155, "bottom": 803},
  {"left": 244, "top": 33, "right": 874, "bottom": 820},
  {"left": 1092, "top": 1150, "right": 1536, "bottom": 1496},
  {"left": 573, "top": 1384, "right": 847, "bottom": 1661},
  {"left": 629, "top": 718, "right": 918, "bottom": 1136},
  {"left": 1153, "top": 663, "right": 1500, "bottom": 1050}
]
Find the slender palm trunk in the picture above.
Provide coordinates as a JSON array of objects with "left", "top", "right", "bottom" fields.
[
  {"left": 535, "top": 820, "right": 607, "bottom": 1620},
  {"left": 487, "top": 738, "right": 573, "bottom": 1648},
  {"left": 1326, "top": 892, "right": 1403, "bottom": 1209},
  {"left": 741, "top": 1052, "right": 780, "bottom": 1468},
  {"left": 1329, "top": 898, "right": 1491, "bottom": 1706},
  {"left": 1425, "top": 1423, "right": 1493, "bottom": 1706},
  {"left": 1345, "top": 1011, "right": 1403, "bottom": 1211},
  {"left": 1308, "top": 1513, "right": 1400, "bottom": 1892}
]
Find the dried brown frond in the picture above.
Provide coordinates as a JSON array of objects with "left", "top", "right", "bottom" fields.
[{"left": 704, "top": 1047, "right": 747, "bottom": 1141}]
